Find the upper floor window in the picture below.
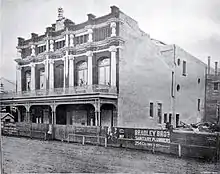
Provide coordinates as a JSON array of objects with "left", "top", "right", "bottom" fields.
[
  {"left": 39, "top": 69, "right": 45, "bottom": 89},
  {"left": 182, "top": 60, "right": 186, "bottom": 76},
  {"left": 214, "top": 82, "right": 219, "bottom": 91},
  {"left": 25, "top": 71, "right": 31, "bottom": 91},
  {"left": 37, "top": 45, "right": 46, "bottom": 54},
  {"left": 94, "top": 26, "right": 111, "bottom": 42},
  {"left": 76, "top": 61, "right": 88, "bottom": 86},
  {"left": 75, "top": 34, "right": 88, "bottom": 45},
  {"left": 54, "top": 40, "right": 65, "bottom": 50},
  {"left": 98, "top": 58, "right": 110, "bottom": 85}
]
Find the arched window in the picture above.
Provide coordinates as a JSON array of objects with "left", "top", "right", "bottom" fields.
[
  {"left": 76, "top": 61, "right": 88, "bottom": 86},
  {"left": 54, "top": 64, "right": 64, "bottom": 88},
  {"left": 39, "top": 69, "right": 45, "bottom": 89},
  {"left": 98, "top": 58, "right": 110, "bottom": 85},
  {"left": 25, "top": 71, "right": 31, "bottom": 91}
]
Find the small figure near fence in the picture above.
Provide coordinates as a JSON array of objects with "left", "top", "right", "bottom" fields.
[{"left": 165, "top": 122, "right": 173, "bottom": 131}]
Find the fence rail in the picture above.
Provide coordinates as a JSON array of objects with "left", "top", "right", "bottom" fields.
[{"left": 67, "top": 133, "right": 107, "bottom": 147}]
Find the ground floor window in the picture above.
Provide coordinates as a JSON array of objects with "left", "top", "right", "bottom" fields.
[
  {"left": 176, "top": 114, "right": 180, "bottom": 127},
  {"left": 164, "top": 113, "right": 167, "bottom": 123}
]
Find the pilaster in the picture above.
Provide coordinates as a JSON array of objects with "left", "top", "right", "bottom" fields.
[
  {"left": 49, "top": 59, "right": 54, "bottom": 89},
  {"left": 109, "top": 46, "right": 117, "bottom": 86},
  {"left": 30, "top": 63, "right": 36, "bottom": 90},
  {"left": 86, "top": 51, "right": 93, "bottom": 85},
  {"left": 16, "top": 65, "right": 22, "bottom": 92},
  {"left": 69, "top": 55, "right": 75, "bottom": 87}
]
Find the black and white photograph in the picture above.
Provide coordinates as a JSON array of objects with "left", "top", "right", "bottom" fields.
[{"left": 0, "top": 0, "right": 220, "bottom": 173}]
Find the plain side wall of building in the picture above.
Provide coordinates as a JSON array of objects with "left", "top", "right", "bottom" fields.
[
  {"left": 117, "top": 12, "right": 173, "bottom": 128},
  {"left": 161, "top": 46, "right": 206, "bottom": 124}
]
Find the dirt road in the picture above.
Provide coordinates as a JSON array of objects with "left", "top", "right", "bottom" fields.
[{"left": 2, "top": 136, "right": 220, "bottom": 173}]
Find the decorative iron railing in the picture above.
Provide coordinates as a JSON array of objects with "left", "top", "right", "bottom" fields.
[{"left": 0, "top": 85, "right": 117, "bottom": 99}]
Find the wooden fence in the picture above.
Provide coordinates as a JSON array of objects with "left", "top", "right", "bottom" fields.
[
  {"left": 2, "top": 122, "right": 48, "bottom": 140},
  {"left": 2, "top": 123, "right": 220, "bottom": 161}
]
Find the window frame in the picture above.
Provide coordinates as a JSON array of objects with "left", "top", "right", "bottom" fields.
[
  {"left": 214, "top": 82, "right": 219, "bottom": 91},
  {"left": 198, "top": 99, "right": 201, "bottom": 111},
  {"left": 149, "top": 102, "right": 154, "bottom": 118},
  {"left": 182, "top": 60, "right": 187, "bottom": 76}
]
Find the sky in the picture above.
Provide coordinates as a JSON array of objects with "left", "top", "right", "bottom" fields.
[{"left": 1, "top": 0, "right": 220, "bottom": 81}]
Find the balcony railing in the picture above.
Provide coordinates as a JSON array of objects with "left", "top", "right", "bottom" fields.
[{"left": 0, "top": 85, "right": 117, "bottom": 99}]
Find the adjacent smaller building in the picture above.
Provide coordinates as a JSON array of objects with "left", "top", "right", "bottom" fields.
[
  {"left": 0, "top": 77, "right": 16, "bottom": 94},
  {"left": 205, "top": 57, "right": 220, "bottom": 125}
]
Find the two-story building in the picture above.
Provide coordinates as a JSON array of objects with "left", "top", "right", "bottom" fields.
[{"left": 0, "top": 6, "right": 207, "bottom": 128}]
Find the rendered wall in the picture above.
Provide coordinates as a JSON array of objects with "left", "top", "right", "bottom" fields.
[
  {"left": 160, "top": 45, "right": 206, "bottom": 124},
  {"left": 117, "top": 12, "right": 173, "bottom": 128}
]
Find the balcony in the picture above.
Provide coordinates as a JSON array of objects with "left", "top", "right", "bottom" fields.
[{"left": 0, "top": 85, "right": 117, "bottom": 99}]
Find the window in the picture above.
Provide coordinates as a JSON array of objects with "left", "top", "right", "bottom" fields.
[
  {"left": 169, "top": 113, "right": 172, "bottom": 124},
  {"left": 37, "top": 45, "right": 46, "bottom": 54},
  {"left": 54, "top": 64, "right": 64, "bottom": 88},
  {"left": 149, "top": 102, "right": 154, "bottom": 117},
  {"left": 176, "top": 114, "right": 180, "bottom": 127},
  {"left": 214, "top": 82, "right": 219, "bottom": 90},
  {"left": 157, "top": 103, "right": 162, "bottom": 124},
  {"left": 164, "top": 113, "right": 167, "bottom": 123},
  {"left": 98, "top": 58, "right": 110, "bottom": 85},
  {"left": 75, "top": 34, "right": 88, "bottom": 45},
  {"left": 198, "top": 99, "right": 200, "bottom": 111},
  {"left": 182, "top": 60, "right": 186, "bottom": 76},
  {"left": 171, "top": 71, "right": 174, "bottom": 97},
  {"left": 177, "top": 84, "right": 180, "bottom": 92},
  {"left": 39, "top": 69, "right": 45, "bottom": 89},
  {"left": 177, "top": 59, "right": 181, "bottom": 66},
  {"left": 25, "top": 71, "right": 31, "bottom": 91},
  {"left": 94, "top": 26, "right": 110, "bottom": 41},
  {"left": 76, "top": 61, "right": 88, "bottom": 86},
  {"left": 54, "top": 40, "right": 65, "bottom": 50}
]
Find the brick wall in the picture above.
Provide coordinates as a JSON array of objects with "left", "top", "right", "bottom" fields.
[{"left": 205, "top": 74, "right": 220, "bottom": 124}]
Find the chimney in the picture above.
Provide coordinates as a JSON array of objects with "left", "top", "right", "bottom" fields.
[
  {"left": 215, "top": 61, "right": 218, "bottom": 75},
  {"left": 87, "top": 13, "right": 96, "bottom": 21},
  {"left": 52, "top": 24, "right": 56, "bottom": 29},
  {"left": 208, "top": 56, "right": 211, "bottom": 75},
  {"left": 110, "top": 5, "right": 119, "bottom": 14},
  {"left": 31, "top": 33, "right": 38, "bottom": 39},
  {"left": 17, "top": 37, "right": 25, "bottom": 46},
  {"left": 46, "top": 27, "right": 54, "bottom": 33}
]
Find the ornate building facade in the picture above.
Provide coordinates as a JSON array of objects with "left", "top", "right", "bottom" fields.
[{"left": 0, "top": 6, "right": 207, "bottom": 128}]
